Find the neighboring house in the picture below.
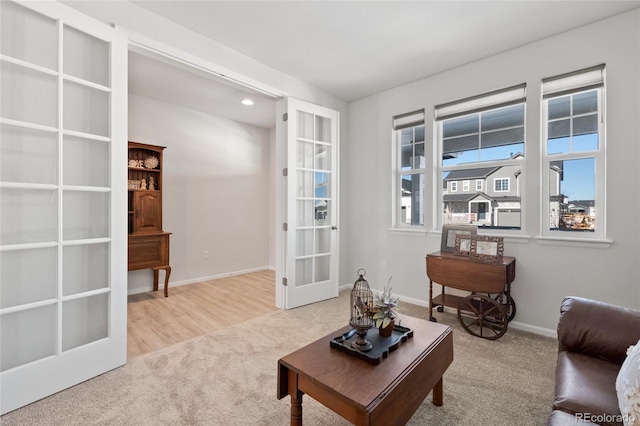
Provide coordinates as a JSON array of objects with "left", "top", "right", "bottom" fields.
[
  {"left": 549, "top": 161, "right": 564, "bottom": 229},
  {"left": 443, "top": 157, "right": 523, "bottom": 228},
  {"left": 442, "top": 153, "right": 594, "bottom": 229},
  {"left": 568, "top": 200, "right": 595, "bottom": 215}
]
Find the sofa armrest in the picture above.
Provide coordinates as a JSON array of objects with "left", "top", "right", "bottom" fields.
[{"left": 557, "top": 296, "right": 640, "bottom": 364}]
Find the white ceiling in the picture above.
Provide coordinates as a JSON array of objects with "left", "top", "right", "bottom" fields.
[
  {"left": 128, "top": 51, "right": 277, "bottom": 129},
  {"left": 129, "top": 0, "right": 640, "bottom": 128}
]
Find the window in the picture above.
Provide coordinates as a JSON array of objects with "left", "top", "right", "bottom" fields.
[
  {"left": 450, "top": 181, "right": 457, "bottom": 192},
  {"left": 494, "top": 178, "right": 509, "bottom": 192},
  {"left": 393, "top": 110, "right": 425, "bottom": 227},
  {"left": 436, "top": 84, "right": 526, "bottom": 230},
  {"left": 542, "top": 64, "right": 605, "bottom": 238}
]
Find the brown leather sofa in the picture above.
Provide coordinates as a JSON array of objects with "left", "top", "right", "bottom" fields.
[{"left": 547, "top": 296, "right": 640, "bottom": 426}]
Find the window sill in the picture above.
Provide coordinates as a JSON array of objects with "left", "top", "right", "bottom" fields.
[
  {"left": 470, "top": 230, "right": 532, "bottom": 244},
  {"left": 534, "top": 236, "right": 613, "bottom": 249},
  {"left": 430, "top": 229, "right": 531, "bottom": 243},
  {"left": 388, "top": 227, "right": 428, "bottom": 237}
]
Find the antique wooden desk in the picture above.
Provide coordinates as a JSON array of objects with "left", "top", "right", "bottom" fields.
[
  {"left": 128, "top": 232, "right": 171, "bottom": 297},
  {"left": 277, "top": 316, "right": 453, "bottom": 425},
  {"left": 426, "top": 251, "right": 516, "bottom": 339}
]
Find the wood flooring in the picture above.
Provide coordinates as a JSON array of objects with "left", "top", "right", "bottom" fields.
[{"left": 127, "top": 269, "right": 277, "bottom": 359}]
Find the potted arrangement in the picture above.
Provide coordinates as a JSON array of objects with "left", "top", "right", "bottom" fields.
[{"left": 372, "top": 277, "right": 400, "bottom": 337}]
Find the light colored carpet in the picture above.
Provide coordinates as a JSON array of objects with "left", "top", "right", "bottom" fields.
[{"left": 1, "top": 291, "right": 557, "bottom": 425}]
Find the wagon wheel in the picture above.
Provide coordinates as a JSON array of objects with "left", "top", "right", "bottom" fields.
[
  {"left": 457, "top": 294, "right": 508, "bottom": 340},
  {"left": 489, "top": 293, "right": 516, "bottom": 322}
]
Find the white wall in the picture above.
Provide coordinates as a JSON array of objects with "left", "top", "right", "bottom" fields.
[
  {"left": 348, "top": 10, "right": 640, "bottom": 335},
  {"left": 128, "top": 95, "right": 271, "bottom": 293}
]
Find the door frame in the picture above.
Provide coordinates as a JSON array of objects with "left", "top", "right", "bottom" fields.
[
  {"left": 116, "top": 26, "right": 291, "bottom": 307},
  {"left": 115, "top": 22, "right": 341, "bottom": 309}
]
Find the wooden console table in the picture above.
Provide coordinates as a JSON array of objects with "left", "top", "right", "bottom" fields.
[
  {"left": 278, "top": 316, "right": 453, "bottom": 425},
  {"left": 426, "top": 251, "right": 516, "bottom": 339},
  {"left": 128, "top": 232, "right": 171, "bottom": 297}
]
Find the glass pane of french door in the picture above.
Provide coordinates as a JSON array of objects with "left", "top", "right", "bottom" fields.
[{"left": 294, "top": 111, "right": 333, "bottom": 287}]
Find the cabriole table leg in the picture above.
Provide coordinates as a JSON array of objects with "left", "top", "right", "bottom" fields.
[{"left": 152, "top": 266, "right": 171, "bottom": 297}]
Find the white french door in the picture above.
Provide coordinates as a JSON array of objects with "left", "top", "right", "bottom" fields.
[
  {"left": 282, "top": 98, "right": 339, "bottom": 309},
  {"left": 0, "top": 1, "right": 127, "bottom": 414}
]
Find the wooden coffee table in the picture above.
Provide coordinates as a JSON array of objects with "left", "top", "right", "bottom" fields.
[{"left": 277, "top": 316, "right": 453, "bottom": 425}]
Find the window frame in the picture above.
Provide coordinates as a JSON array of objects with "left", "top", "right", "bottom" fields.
[
  {"left": 392, "top": 110, "right": 426, "bottom": 229},
  {"left": 541, "top": 67, "right": 606, "bottom": 240},
  {"left": 494, "top": 177, "right": 510, "bottom": 192},
  {"left": 435, "top": 85, "right": 527, "bottom": 233}
]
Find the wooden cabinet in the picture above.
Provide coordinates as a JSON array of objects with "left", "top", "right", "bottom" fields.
[
  {"left": 132, "top": 191, "right": 162, "bottom": 233},
  {"left": 128, "top": 141, "right": 171, "bottom": 296}
]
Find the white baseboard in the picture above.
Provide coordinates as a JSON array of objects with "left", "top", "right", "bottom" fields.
[
  {"left": 339, "top": 283, "right": 352, "bottom": 292},
  {"left": 127, "top": 265, "right": 272, "bottom": 295},
  {"left": 508, "top": 321, "right": 557, "bottom": 338}
]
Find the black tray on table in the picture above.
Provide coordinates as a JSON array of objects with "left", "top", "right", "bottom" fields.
[{"left": 329, "top": 324, "right": 413, "bottom": 365}]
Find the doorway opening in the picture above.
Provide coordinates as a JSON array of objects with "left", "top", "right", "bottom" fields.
[{"left": 126, "top": 45, "right": 281, "bottom": 340}]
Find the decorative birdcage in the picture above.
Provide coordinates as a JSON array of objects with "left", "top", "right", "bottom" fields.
[{"left": 349, "top": 269, "right": 374, "bottom": 352}]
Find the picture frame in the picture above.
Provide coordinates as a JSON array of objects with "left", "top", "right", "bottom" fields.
[
  {"left": 454, "top": 234, "right": 474, "bottom": 257},
  {"left": 440, "top": 225, "right": 477, "bottom": 253},
  {"left": 470, "top": 235, "right": 504, "bottom": 263}
]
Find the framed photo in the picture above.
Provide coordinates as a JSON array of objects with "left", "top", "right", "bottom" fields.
[
  {"left": 470, "top": 236, "right": 504, "bottom": 263},
  {"left": 454, "top": 234, "right": 474, "bottom": 257},
  {"left": 440, "top": 225, "right": 477, "bottom": 253}
]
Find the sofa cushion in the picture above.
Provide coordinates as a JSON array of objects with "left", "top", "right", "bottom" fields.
[
  {"left": 616, "top": 342, "right": 640, "bottom": 426},
  {"left": 554, "top": 351, "right": 622, "bottom": 426}
]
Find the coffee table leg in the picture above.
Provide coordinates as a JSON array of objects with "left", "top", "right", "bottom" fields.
[
  {"left": 287, "top": 369, "right": 303, "bottom": 425},
  {"left": 432, "top": 377, "right": 443, "bottom": 406},
  {"left": 290, "top": 390, "right": 303, "bottom": 426}
]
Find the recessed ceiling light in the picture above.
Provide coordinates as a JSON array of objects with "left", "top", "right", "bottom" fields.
[{"left": 241, "top": 98, "right": 254, "bottom": 106}]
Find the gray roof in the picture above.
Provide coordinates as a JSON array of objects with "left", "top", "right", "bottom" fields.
[
  {"left": 568, "top": 200, "right": 595, "bottom": 208},
  {"left": 492, "top": 196, "right": 522, "bottom": 203},
  {"left": 444, "top": 192, "right": 493, "bottom": 203},
  {"left": 444, "top": 167, "right": 500, "bottom": 181}
]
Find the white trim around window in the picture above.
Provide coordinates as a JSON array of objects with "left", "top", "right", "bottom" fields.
[
  {"left": 392, "top": 110, "right": 425, "bottom": 229},
  {"left": 541, "top": 65, "right": 606, "bottom": 241},
  {"left": 436, "top": 86, "right": 526, "bottom": 232},
  {"left": 494, "top": 177, "right": 510, "bottom": 192}
]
